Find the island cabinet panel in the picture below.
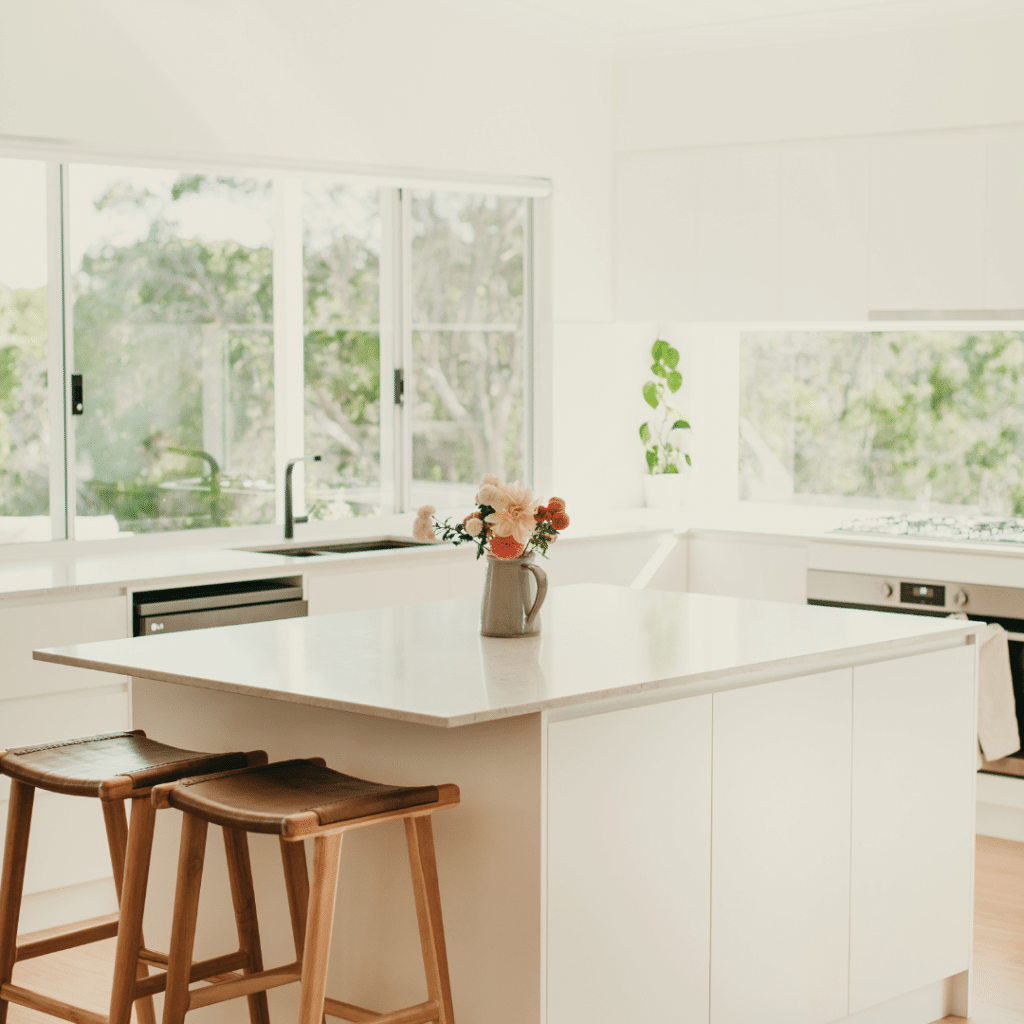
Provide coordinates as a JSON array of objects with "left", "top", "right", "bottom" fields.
[
  {"left": 710, "top": 669, "right": 853, "bottom": 1024},
  {"left": 546, "top": 694, "right": 713, "bottom": 1024},
  {"left": 848, "top": 645, "right": 975, "bottom": 1014}
]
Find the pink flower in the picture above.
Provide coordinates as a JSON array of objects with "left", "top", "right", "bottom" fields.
[
  {"left": 484, "top": 482, "right": 538, "bottom": 546},
  {"left": 412, "top": 505, "right": 437, "bottom": 543},
  {"left": 464, "top": 515, "right": 484, "bottom": 538}
]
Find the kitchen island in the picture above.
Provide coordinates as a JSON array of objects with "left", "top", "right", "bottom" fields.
[{"left": 35, "top": 584, "right": 982, "bottom": 1024}]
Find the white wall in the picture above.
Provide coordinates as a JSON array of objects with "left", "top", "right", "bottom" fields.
[
  {"left": 614, "top": 15, "right": 1024, "bottom": 322},
  {"left": 0, "top": 0, "right": 620, "bottom": 508},
  {"left": 0, "top": 1, "right": 613, "bottom": 326}
]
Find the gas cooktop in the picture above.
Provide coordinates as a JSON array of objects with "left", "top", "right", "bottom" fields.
[{"left": 832, "top": 514, "right": 1024, "bottom": 545}]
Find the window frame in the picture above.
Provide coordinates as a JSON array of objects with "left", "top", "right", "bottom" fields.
[{"left": 0, "top": 141, "right": 550, "bottom": 555}]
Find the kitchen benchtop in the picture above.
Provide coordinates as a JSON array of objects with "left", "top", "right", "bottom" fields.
[
  {"left": 0, "top": 509, "right": 685, "bottom": 601},
  {"left": 35, "top": 584, "right": 981, "bottom": 728}
]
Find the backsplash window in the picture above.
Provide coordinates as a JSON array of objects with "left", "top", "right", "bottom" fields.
[{"left": 740, "top": 329, "right": 1024, "bottom": 515}]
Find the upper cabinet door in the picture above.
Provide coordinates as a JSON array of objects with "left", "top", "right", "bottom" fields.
[
  {"left": 711, "top": 668, "right": 853, "bottom": 1024},
  {"left": 868, "top": 133, "right": 987, "bottom": 313},
  {"left": 849, "top": 644, "right": 976, "bottom": 1013}
]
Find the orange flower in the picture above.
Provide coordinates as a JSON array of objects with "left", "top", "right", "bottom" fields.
[
  {"left": 551, "top": 512, "right": 570, "bottom": 531},
  {"left": 547, "top": 497, "right": 566, "bottom": 513},
  {"left": 534, "top": 505, "right": 550, "bottom": 522},
  {"left": 489, "top": 534, "right": 524, "bottom": 559}
]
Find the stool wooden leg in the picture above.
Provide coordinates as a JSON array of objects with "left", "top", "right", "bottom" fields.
[
  {"left": 222, "top": 828, "right": 270, "bottom": 1024},
  {"left": 280, "top": 840, "right": 327, "bottom": 1024},
  {"left": 297, "top": 834, "right": 343, "bottom": 1024},
  {"left": 103, "top": 799, "right": 157, "bottom": 1024},
  {"left": 0, "top": 781, "right": 34, "bottom": 1024},
  {"left": 404, "top": 816, "right": 455, "bottom": 1024},
  {"left": 162, "top": 814, "right": 209, "bottom": 1024},
  {"left": 108, "top": 797, "right": 158, "bottom": 1024},
  {"left": 279, "top": 839, "right": 311, "bottom": 961}
]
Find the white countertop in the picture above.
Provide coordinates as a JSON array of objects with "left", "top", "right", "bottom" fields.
[
  {"left": 0, "top": 510, "right": 684, "bottom": 600},
  {"left": 35, "top": 584, "right": 980, "bottom": 727}
]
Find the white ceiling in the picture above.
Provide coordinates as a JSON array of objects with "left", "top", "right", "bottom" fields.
[{"left": 454, "top": 0, "right": 1024, "bottom": 53}]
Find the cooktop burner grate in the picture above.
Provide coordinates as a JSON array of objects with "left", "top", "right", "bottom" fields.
[{"left": 832, "top": 513, "right": 1024, "bottom": 544}]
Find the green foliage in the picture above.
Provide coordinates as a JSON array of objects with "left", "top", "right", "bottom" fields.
[
  {"left": 0, "top": 283, "right": 49, "bottom": 516},
  {"left": 410, "top": 193, "right": 526, "bottom": 486},
  {"left": 740, "top": 330, "right": 1024, "bottom": 513},
  {"left": 640, "top": 338, "right": 691, "bottom": 475},
  {"left": 72, "top": 173, "right": 276, "bottom": 531}
]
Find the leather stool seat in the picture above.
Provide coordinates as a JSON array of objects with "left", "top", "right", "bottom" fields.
[
  {"left": 154, "top": 758, "right": 460, "bottom": 1024},
  {"left": 162, "top": 758, "right": 440, "bottom": 834},
  {"left": 0, "top": 730, "right": 253, "bottom": 799},
  {"left": 0, "top": 730, "right": 268, "bottom": 1024}
]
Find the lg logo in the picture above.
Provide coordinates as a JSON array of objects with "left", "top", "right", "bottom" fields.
[{"left": 150, "top": 622, "right": 165, "bottom": 632}]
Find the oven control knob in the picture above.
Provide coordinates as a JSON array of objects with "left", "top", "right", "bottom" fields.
[
  {"left": 953, "top": 589, "right": 968, "bottom": 608},
  {"left": 881, "top": 582, "right": 893, "bottom": 598}
]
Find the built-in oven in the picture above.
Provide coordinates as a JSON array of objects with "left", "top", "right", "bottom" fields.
[{"left": 807, "top": 569, "right": 1024, "bottom": 778}]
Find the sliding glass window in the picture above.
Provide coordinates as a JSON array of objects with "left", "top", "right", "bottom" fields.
[
  {"left": 70, "top": 166, "right": 276, "bottom": 534},
  {"left": 410, "top": 191, "right": 529, "bottom": 508},
  {"left": 303, "top": 183, "right": 384, "bottom": 519},
  {"left": 0, "top": 156, "right": 535, "bottom": 546},
  {"left": 0, "top": 158, "right": 50, "bottom": 544}
]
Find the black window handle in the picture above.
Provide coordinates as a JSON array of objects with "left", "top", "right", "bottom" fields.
[{"left": 71, "top": 374, "right": 83, "bottom": 415}]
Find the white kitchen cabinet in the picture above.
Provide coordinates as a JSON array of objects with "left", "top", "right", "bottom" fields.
[
  {"left": 0, "top": 591, "right": 129, "bottom": 700},
  {"left": 688, "top": 532, "right": 807, "bottom": 603},
  {"left": 546, "top": 695, "right": 712, "bottom": 1024},
  {"left": 0, "top": 591, "right": 130, "bottom": 801},
  {"left": 868, "top": 132, "right": 987, "bottom": 313},
  {"left": 711, "top": 669, "right": 853, "bottom": 1024},
  {"left": 0, "top": 589, "right": 130, "bottom": 931},
  {"left": 984, "top": 126, "right": 1024, "bottom": 309},
  {"left": 306, "top": 559, "right": 452, "bottom": 615},
  {"left": 849, "top": 645, "right": 975, "bottom": 1014},
  {"left": 306, "top": 534, "right": 672, "bottom": 617}
]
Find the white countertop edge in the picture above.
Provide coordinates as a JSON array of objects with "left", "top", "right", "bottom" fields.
[
  {"left": 34, "top": 621, "right": 980, "bottom": 729},
  {"left": 0, "top": 517, "right": 680, "bottom": 601}
]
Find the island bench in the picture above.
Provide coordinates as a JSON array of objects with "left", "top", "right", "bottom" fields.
[{"left": 35, "top": 583, "right": 982, "bottom": 1024}]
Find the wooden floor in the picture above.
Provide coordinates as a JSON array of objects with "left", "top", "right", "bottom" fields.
[
  {"left": 4, "top": 835, "right": 1023, "bottom": 1024},
  {"left": 941, "top": 835, "right": 1024, "bottom": 1024}
]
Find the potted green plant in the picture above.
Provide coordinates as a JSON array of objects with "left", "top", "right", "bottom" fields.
[{"left": 640, "top": 337, "right": 691, "bottom": 508}]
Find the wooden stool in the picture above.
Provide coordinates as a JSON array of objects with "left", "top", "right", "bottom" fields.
[
  {"left": 153, "top": 758, "right": 460, "bottom": 1024},
  {"left": 0, "top": 730, "right": 268, "bottom": 1024}
]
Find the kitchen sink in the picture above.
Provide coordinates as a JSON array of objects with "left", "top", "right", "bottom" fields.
[{"left": 246, "top": 538, "right": 430, "bottom": 558}]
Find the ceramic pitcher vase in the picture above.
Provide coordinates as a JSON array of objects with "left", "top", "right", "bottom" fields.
[{"left": 480, "top": 552, "right": 548, "bottom": 637}]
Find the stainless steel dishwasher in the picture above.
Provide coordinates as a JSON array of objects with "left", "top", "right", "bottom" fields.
[{"left": 133, "top": 577, "right": 306, "bottom": 636}]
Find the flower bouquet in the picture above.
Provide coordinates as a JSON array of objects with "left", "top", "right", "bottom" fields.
[
  {"left": 412, "top": 476, "right": 570, "bottom": 636},
  {"left": 412, "top": 475, "right": 570, "bottom": 559}
]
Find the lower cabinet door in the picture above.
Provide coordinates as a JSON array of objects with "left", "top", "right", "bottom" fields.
[
  {"left": 711, "top": 669, "right": 853, "bottom": 1024},
  {"left": 849, "top": 645, "right": 975, "bottom": 1013},
  {"left": 546, "top": 694, "right": 713, "bottom": 1024}
]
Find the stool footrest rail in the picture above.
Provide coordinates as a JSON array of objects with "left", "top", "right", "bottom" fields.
[
  {"left": 1, "top": 982, "right": 108, "bottom": 1024},
  {"left": 16, "top": 914, "right": 120, "bottom": 962},
  {"left": 324, "top": 997, "right": 440, "bottom": 1024}
]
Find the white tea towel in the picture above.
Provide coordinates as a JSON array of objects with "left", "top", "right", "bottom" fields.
[{"left": 977, "top": 622, "right": 1021, "bottom": 765}]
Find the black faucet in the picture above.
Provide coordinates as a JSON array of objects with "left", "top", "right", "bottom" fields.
[{"left": 284, "top": 455, "right": 321, "bottom": 539}]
